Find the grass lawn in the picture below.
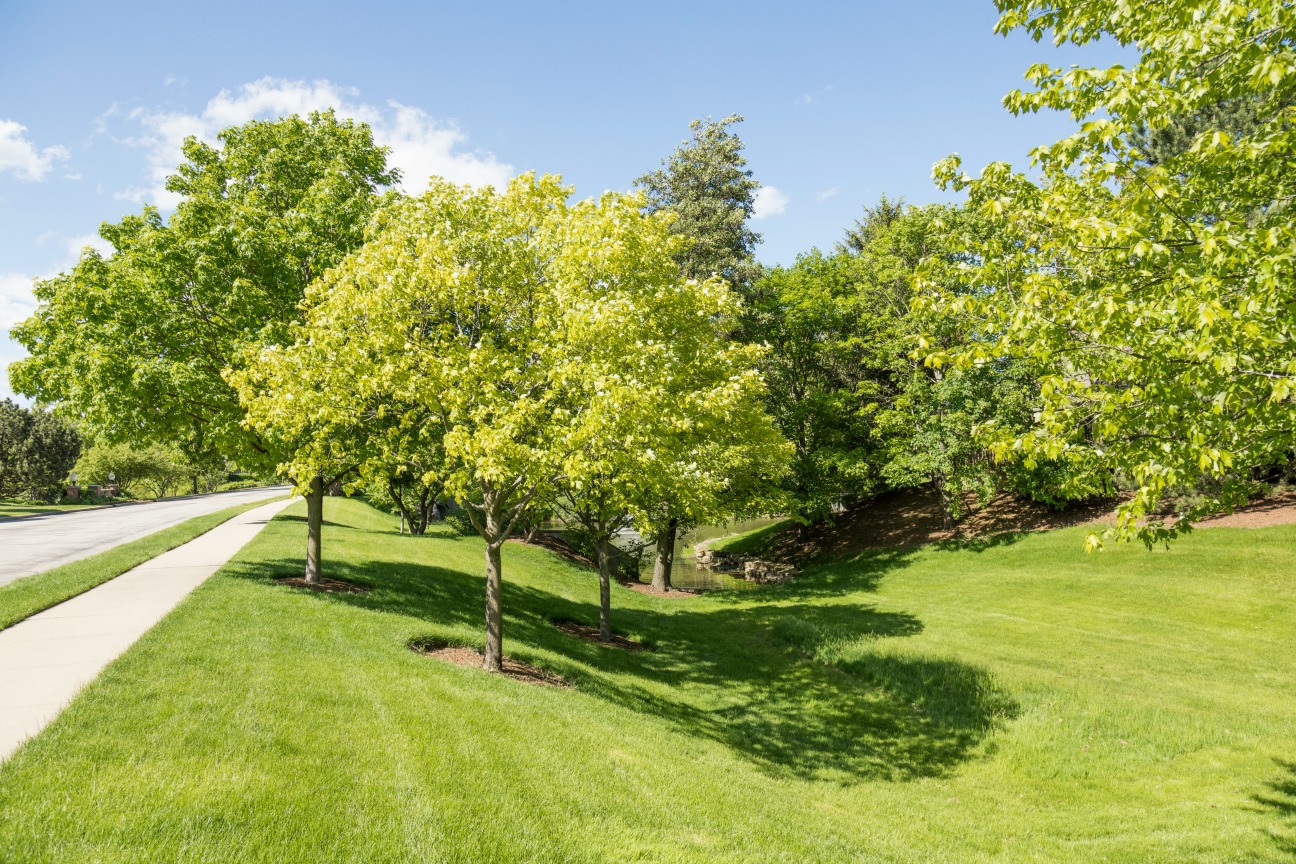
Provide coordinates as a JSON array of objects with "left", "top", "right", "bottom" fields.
[
  {"left": 706, "top": 517, "right": 791, "bottom": 555},
  {"left": 0, "top": 500, "right": 106, "bottom": 520},
  {"left": 1, "top": 497, "right": 1293, "bottom": 862},
  {"left": 0, "top": 496, "right": 288, "bottom": 630}
]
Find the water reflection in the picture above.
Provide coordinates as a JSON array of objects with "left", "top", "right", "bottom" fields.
[
  {"left": 624, "top": 517, "right": 784, "bottom": 592},
  {"left": 539, "top": 517, "right": 784, "bottom": 592}
]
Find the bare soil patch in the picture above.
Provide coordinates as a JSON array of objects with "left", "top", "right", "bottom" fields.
[
  {"left": 550, "top": 618, "right": 652, "bottom": 652},
  {"left": 409, "top": 639, "right": 571, "bottom": 688},
  {"left": 275, "top": 576, "right": 372, "bottom": 594}
]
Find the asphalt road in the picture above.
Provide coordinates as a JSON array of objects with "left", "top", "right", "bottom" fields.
[{"left": 0, "top": 486, "right": 292, "bottom": 587}]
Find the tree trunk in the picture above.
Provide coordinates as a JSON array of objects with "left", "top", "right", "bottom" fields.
[
  {"left": 651, "top": 518, "right": 678, "bottom": 592},
  {"left": 483, "top": 540, "right": 504, "bottom": 672},
  {"left": 305, "top": 473, "right": 324, "bottom": 585},
  {"left": 597, "top": 538, "right": 613, "bottom": 642},
  {"left": 191, "top": 475, "right": 199, "bottom": 495}
]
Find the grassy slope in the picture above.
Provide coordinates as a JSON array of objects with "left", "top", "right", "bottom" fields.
[
  {"left": 0, "top": 496, "right": 287, "bottom": 630},
  {"left": 0, "top": 497, "right": 1292, "bottom": 863},
  {"left": 706, "top": 518, "right": 791, "bottom": 555}
]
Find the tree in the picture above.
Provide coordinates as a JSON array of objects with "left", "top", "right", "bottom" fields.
[
  {"left": 557, "top": 247, "right": 786, "bottom": 625},
  {"left": 749, "top": 201, "right": 1063, "bottom": 527},
  {"left": 637, "top": 114, "right": 762, "bottom": 292},
  {"left": 0, "top": 399, "right": 82, "bottom": 501},
  {"left": 12, "top": 110, "right": 398, "bottom": 572},
  {"left": 920, "top": 0, "right": 1296, "bottom": 546},
  {"left": 240, "top": 173, "right": 784, "bottom": 664},
  {"left": 635, "top": 114, "right": 767, "bottom": 584},
  {"left": 74, "top": 441, "right": 198, "bottom": 499},
  {"left": 745, "top": 250, "right": 885, "bottom": 520}
]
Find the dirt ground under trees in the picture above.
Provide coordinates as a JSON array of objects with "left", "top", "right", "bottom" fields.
[{"left": 763, "top": 488, "right": 1296, "bottom": 562}]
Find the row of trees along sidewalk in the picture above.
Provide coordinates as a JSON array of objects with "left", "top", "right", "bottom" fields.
[
  {"left": 231, "top": 175, "right": 788, "bottom": 668},
  {"left": 13, "top": 111, "right": 790, "bottom": 672}
]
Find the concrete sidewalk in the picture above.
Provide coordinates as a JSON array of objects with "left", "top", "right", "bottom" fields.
[
  {"left": 0, "top": 485, "right": 292, "bottom": 587},
  {"left": 0, "top": 496, "right": 294, "bottom": 761}
]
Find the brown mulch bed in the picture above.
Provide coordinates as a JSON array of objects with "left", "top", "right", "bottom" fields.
[
  {"left": 1191, "top": 491, "right": 1296, "bottom": 529},
  {"left": 274, "top": 576, "right": 372, "bottom": 594},
  {"left": 619, "top": 580, "right": 701, "bottom": 599},
  {"left": 410, "top": 641, "right": 571, "bottom": 688},
  {"left": 755, "top": 485, "right": 1296, "bottom": 562},
  {"left": 763, "top": 487, "right": 1120, "bottom": 561},
  {"left": 551, "top": 619, "right": 652, "bottom": 652}
]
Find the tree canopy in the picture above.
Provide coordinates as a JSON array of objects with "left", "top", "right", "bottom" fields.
[
  {"left": 0, "top": 399, "right": 81, "bottom": 501},
  {"left": 236, "top": 173, "right": 784, "bottom": 665},
  {"left": 636, "top": 114, "right": 762, "bottom": 291},
  {"left": 919, "top": 0, "right": 1296, "bottom": 546},
  {"left": 10, "top": 111, "right": 398, "bottom": 472}
]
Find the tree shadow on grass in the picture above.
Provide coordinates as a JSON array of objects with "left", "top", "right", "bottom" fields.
[
  {"left": 224, "top": 533, "right": 1016, "bottom": 785},
  {"left": 273, "top": 514, "right": 347, "bottom": 529},
  {"left": 1252, "top": 760, "right": 1296, "bottom": 857},
  {"left": 576, "top": 598, "right": 1016, "bottom": 784},
  {"left": 702, "top": 529, "right": 1046, "bottom": 606}
]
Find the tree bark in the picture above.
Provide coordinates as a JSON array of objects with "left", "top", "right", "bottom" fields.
[
  {"left": 651, "top": 517, "right": 678, "bottom": 592},
  {"left": 597, "top": 538, "right": 613, "bottom": 642},
  {"left": 483, "top": 540, "right": 504, "bottom": 672},
  {"left": 305, "top": 473, "right": 324, "bottom": 585}
]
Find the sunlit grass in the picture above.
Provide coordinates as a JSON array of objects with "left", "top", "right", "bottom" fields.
[
  {"left": 0, "top": 499, "right": 101, "bottom": 520},
  {"left": 1, "top": 497, "right": 1292, "bottom": 862},
  {"left": 0, "top": 496, "right": 287, "bottom": 630}
]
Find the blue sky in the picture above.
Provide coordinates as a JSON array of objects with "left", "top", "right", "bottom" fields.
[{"left": 0, "top": 1, "right": 1127, "bottom": 399}]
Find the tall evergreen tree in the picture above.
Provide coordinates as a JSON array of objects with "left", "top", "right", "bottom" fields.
[
  {"left": 636, "top": 114, "right": 762, "bottom": 293},
  {"left": 634, "top": 114, "right": 766, "bottom": 589}
]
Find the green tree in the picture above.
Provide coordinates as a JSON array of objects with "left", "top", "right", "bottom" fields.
[
  {"left": 240, "top": 174, "right": 784, "bottom": 665},
  {"left": 74, "top": 441, "right": 197, "bottom": 499},
  {"left": 746, "top": 250, "right": 884, "bottom": 520},
  {"left": 12, "top": 110, "right": 398, "bottom": 569},
  {"left": 0, "top": 399, "right": 82, "bottom": 501},
  {"left": 557, "top": 251, "right": 786, "bottom": 626},
  {"left": 636, "top": 114, "right": 762, "bottom": 291},
  {"left": 635, "top": 114, "right": 767, "bottom": 583},
  {"left": 921, "top": 0, "right": 1296, "bottom": 546},
  {"left": 751, "top": 201, "right": 1058, "bottom": 527}
]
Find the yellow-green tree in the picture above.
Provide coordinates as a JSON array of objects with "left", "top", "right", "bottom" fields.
[
  {"left": 919, "top": 0, "right": 1296, "bottom": 547},
  {"left": 553, "top": 193, "right": 787, "bottom": 632},
  {"left": 238, "top": 174, "right": 786, "bottom": 668}
]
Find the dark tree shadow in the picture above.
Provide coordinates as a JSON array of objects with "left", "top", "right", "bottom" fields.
[
  {"left": 224, "top": 529, "right": 1017, "bottom": 785},
  {"left": 274, "top": 515, "right": 348, "bottom": 529},
  {"left": 1252, "top": 760, "right": 1296, "bottom": 858}
]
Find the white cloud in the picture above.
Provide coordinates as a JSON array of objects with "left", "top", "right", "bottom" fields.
[
  {"left": 795, "top": 85, "right": 835, "bottom": 107},
  {"left": 110, "top": 77, "right": 513, "bottom": 207},
  {"left": 753, "top": 186, "right": 790, "bottom": 219},
  {"left": 0, "top": 120, "right": 70, "bottom": 182},
  {"left": 0, "top": 273, "right": 37, "bottom": 331},
  {"left": 816, "top": 186, "right": 840, "bottom": 202}
]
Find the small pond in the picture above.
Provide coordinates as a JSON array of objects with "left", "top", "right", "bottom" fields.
[
  {"left": 539, "top": 517, "right": 784, "bottom": 592},
  {"left": 620, "top": 517, "right": 785, "bottom": 592}
]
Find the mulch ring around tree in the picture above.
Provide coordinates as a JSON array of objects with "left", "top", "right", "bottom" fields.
[
  {"left": 408, "top": 638, "right": 572, "bottom": 688},
  {"left": 274, "top": 576, "right": 372, "bottom": 594},
  {"left": 550, "top": 618, "right": 653, "bottom": 652}
]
